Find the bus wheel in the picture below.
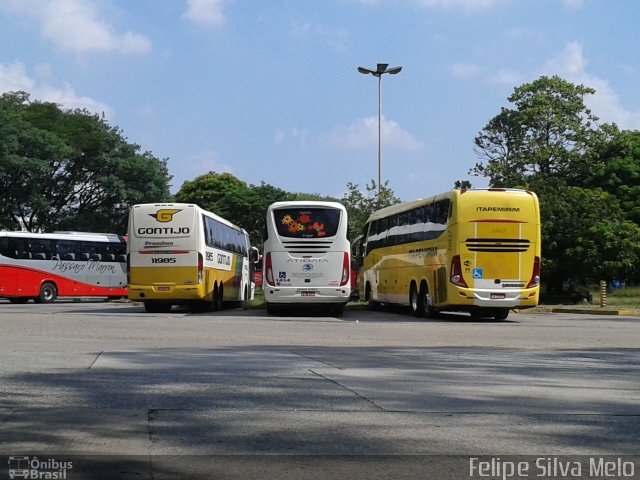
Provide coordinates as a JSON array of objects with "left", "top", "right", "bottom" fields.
[
  {"left": 409, "top": 283, "right": 422, "bottom": 317},
  {"left": 494, "top": 308, "right": 510, "bottom": 321},
  {"left": 366, "top": 284, "right": 379, "bottom": 310},
  {"left": 36, "top": 282, "right": 58, "bottom": 303},
  {"left": 213, "top": 284, "right": 223, "bottom": 311},
  {"left": 420, "top": 282, "right": 437, "bottom": 318},
  {"left": 242, "top": 286, "right": 249, "bottom": 309}
]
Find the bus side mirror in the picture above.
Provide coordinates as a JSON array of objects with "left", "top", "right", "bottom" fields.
[{"left": 250, "top": 246, "right": 260, "bottom": 263}]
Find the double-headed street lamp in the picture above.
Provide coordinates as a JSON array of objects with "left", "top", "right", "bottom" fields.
[{"left": 357, "top": 63, "right": 402, "bottom": 196}]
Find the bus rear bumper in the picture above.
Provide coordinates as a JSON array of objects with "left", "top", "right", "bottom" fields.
[
  {"left": 452, "top": 287, "right": 539, "bottom": 309},
  {"left": 264, "top": 286, "right": 350, "bottom": 305},
  {"left": 127, "top": 284, "right": 205, "bottom": 302}
]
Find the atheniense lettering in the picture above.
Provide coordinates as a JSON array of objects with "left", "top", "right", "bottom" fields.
[{"left": 287, "top": 258, "right": 329, "bottom": 263}]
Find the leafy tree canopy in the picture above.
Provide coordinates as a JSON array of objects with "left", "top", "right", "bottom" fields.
[
  {"left": 341, "top": 180, "right": 400, "bottom": 242},
  {"left": 175, "top": 171, "right": 293, "bottom": 246},
  {"left": 0, "top": 91, "right": 172, "bottom": 234},
  {"left": 471, "top": 76, "right": 640, "bottom": 286},
  {"left": 540, "top": 185, "right": 640, "bottom": 291},
  {"left": 587, "top": 129, "right": 640, "bottom": 225},
  {"left": 471, "top": 75, "right": 609, "bottom": 187}
]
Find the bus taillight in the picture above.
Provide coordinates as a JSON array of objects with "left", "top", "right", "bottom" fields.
[
  {"left": 126, "top": 253, "right": 130, "bottom": 284},
  {"left": 264, "top": 252, "right": 275, "bottom": 287},
  {"left": 527, "top": 256, "right": 541, "bottom": 288},
  {"left": 197, "top": 252, "right": 203, "bottom": 283},
  {"left": 450, "top": 255, "right": 468, "bottom": 288},
  {"left": 340, "top": 252, "right": 350, "bottom": 286}
]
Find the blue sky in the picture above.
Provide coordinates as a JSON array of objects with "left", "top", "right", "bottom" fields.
[{"left": 1, "top": 0, "right": 639, "bottom": 202}]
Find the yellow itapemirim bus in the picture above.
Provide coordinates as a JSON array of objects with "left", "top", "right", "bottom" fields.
[
  {"left": 357, "top": 188, "right": 541, "bottom": 320},
  {"left": 127, "top": 203, "right": 258, "bottom": 313}
]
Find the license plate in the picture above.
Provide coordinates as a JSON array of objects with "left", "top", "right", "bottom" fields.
[
  {"left": 157, "top": 286, "right": 170, "bottom": 292},
  {"left": 301, "top": 291, "right": 315, "bottom": 297},
  {"left": 490, "top": 293, "right": 505, "bottom": 299}
]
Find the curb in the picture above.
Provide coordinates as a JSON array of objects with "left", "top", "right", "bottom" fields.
[{"left": 525, "top": 306, "right": 640, "bottom": 316}]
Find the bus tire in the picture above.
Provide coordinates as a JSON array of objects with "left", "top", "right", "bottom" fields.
[
  {"left": 36, "top": 282, "right": 58, "bottom": 303},
  {"left": 494, "top": 308, "right": 510, "bottom": 320},
  {"left": 213, "top": 284, "right": 223, "bottom": 311},
  {"left": 409, "top": 282, "right": 422, "bottom": 317},
  {"left": 366, "top": 284, "right": 379, "bottom": 310},
  {"left": 420, "top": 282, "right": 437, "bottom": 318},
  {"left": 242, "top": 285, "right": 249, "bottom": 309}
]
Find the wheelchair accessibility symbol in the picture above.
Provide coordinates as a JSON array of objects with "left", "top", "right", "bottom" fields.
[{"left": 472, "top": 268, "right": 484, "bottom": 279}]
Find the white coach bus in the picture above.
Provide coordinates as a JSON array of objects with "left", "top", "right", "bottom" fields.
[
  {"left": 263, "top": 201, "right": 351, "bottom": 315},
  {"left": 127, "top": 203, "right": 258, "bottom": 313}
]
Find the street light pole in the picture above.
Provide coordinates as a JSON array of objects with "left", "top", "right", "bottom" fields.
[{"left": 357, "top": 63, "right": 402, "bottom": 196}]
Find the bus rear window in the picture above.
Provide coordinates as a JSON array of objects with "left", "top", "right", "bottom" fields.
[{"left": 273, "top": 208, "right": 341, "bottom": 239}]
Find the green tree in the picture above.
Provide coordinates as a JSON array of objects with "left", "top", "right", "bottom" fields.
[
  {"left": 0, "top": 91, "right": 172, "bottom": 233},
  {"left": 540, "top": 185, "right": 640, "bottom": 291},
  {"left": 341, "top": 180, "right": 400, "bottom": 241},
  {"left": 454, "top": 180, "right": 472, "bottom": 189},
  {"left": 588, "top": 129, "right": 640, "bottom": 225},
  {"left": 470, "top": 76, "right": 640, "bottom": 287},
  {"left": 175, "top": 172, "right": 293, "bottom": 246},
  {"left": 471, "top": 75, "right": 606, "bottom": 187}
]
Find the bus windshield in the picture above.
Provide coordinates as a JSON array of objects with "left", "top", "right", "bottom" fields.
[{"left": 272, "top": 207, "right": 341, "bottom": 239}]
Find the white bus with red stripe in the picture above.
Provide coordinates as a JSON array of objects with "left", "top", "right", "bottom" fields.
[
  {"left": 0, "top": 231, "right": 127, "bottom": 303},
  {"left": 263, "top": 201, "right": 351, "bottom": 316}
]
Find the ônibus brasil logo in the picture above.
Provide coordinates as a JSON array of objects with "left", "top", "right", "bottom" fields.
[{"left": 7, "top": 456, "right": 73, "bottom": 479}]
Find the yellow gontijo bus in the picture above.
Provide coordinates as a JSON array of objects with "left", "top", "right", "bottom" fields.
[
  {"left": 357, "top": 188, "right": 540, "bottom": 320},
  {"left": 127, "top": 203, "right": 258, "bottom": 313}
]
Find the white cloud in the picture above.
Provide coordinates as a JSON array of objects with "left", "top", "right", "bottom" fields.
[
  {"left": 450, "top": 62, "right": 484, "bottom": 79},
  {"left": 349, "top": 0, "right": 500, "bottom": 9},
  {"left": 0, "top": 62, "right": 36, "bottom": 93},
  {"left": 413, "top": 0, "right": 501, "bottom": 10},
  {"left": 291, "top": 22, "right": 348, "bottom": 52},
  {"left": 6, "top": 0, "right": 151, "bottom": 55},
  {"left": 490, "top": 67, "right": 523, "bottom": 86},
  {"left": 543, "top": 42, "right": 640, "bottom": 129},
  {"left": 0, "top": 61, "right": 112, "bottom": 116},
  {"left": 170, "top": 150, "right": 235, "bottom": 191},
  {"left": 183, "top": 0, "right": 226, "bottom": 28},
  {"left": 274, "top": 127, "right": 311, "bottom": 148},
  {"left": 563, "top": 0, "right": 584, "bottom": 11},
  {"left": 328, "top": 116, "right": 424, "bottom": 152}
]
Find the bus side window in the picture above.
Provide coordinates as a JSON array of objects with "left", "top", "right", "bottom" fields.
[{"left": 0, "top": 238, "right": 11, "bottom": 257}]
